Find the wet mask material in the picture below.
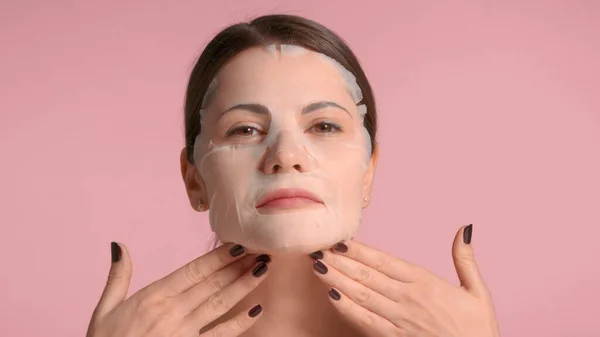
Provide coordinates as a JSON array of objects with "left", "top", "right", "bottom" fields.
[{"left": 193, "top": 44, "right": 371, "bottom": 254}]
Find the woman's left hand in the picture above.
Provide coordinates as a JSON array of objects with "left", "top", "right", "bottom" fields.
[{"left": 311, "top": 224, "right": 500, "bottom": 337}]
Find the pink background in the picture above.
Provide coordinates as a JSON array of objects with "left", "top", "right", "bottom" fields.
[{"left": 1, "top": 0, "right": 599, "bottom": 336}]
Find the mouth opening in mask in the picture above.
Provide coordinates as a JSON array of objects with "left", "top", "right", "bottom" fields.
[{"left": 255, "top": 188, "right": 325, "bottom": 214}]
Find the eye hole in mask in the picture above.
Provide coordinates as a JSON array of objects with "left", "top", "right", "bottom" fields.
[{"left": 225, "top": 119, "right": 343, "bottom": 140}]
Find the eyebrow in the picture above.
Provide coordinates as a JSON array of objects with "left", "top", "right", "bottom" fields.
[
  {"left": 302, "top": 101, "right": 349, "bottom": 115},
  {"left": 219, "top": 100, "right": 350, "bottom": 120}
]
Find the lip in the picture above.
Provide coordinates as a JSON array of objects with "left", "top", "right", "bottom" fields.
[{"left": 255, "top": 188, "right": 324, "bottom": 209}]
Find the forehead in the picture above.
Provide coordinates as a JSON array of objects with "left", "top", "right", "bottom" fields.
[{"left": 210, "top": 46, "right": 353, "bottom": 105}]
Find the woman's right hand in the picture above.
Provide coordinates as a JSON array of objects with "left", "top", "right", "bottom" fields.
[{"left": 86, "top": 242, "right": 269, "bottom": 337}]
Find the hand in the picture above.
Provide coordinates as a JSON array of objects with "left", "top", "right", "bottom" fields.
[
  {"left": 86, "top": 242, "right": 270, "bottom": 337},
  {"left": 311, "top": 225, "right": 500, "bottom": 337}
]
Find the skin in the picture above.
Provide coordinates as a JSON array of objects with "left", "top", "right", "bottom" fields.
[
  {"left": 86, "top": 243, "right": 270, "bottom": 337},
  {"left": 87, "top": 47, "right": 500, "bottom": 337},
  {"left": 311, "top": 229, "right": 501, "bottom": 337},
  {"left": 182, "top": 46, "right": 379, "bottom": 336},
  {"left": 182, "top": 47, "right": 500, "bottom": 336}
]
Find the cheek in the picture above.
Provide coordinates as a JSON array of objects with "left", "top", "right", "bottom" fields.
[
  {"left": 318, "top": 150, "right": 368, "bottom": 197},
  {"left": 199, "top": 146, "right": 260, "bottom": 196}
]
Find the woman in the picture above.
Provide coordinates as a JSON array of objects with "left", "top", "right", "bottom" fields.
[{"left": 86, "top": 14, "right": 500, "bottom": 337}]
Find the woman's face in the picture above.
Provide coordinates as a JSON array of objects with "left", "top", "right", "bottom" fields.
[{"left": 186, "top": 45, "right": 377, "bottom": 254}]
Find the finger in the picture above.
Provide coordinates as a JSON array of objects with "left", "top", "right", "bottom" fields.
[
  {"left": 452, "top": 224, "right": 488, "bottom": 297},
  {"left": 331, "top": 240, "right": 422, "bottom": 283},
  {"left": 177, "top": 254, "right": 270, "bottom": 313},
  {"left": 198, "top": 304, "right": 263, "bottom": 337},
  {"left": 183, "top": 260, "right": 269, "bottom": 333},
  {"left": 93, "top": 242, "right": 132, "bottom": 319},
  {"left": 312, "top": 259, "right": 401, "bottom": 323},
  {"left": 320, "top": 251, "right": 404, "bottom": 302},
  {"left": 156, "top": 243, "right": 247, "bottom": 296},
  {"left": 326, "top": 287, "right": 397, "bottom": 336}
]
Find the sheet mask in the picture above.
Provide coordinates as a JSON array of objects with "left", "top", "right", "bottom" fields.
[{"left": 193, "top": 44, "right": 372, "bottom": 254}]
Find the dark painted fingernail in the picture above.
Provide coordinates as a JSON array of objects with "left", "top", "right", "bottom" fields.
[
  {"left": 111, "top": 242, "right": 121, "bottom": 263},
  {"left": 463, "top": 224, "right": 473, "bottom": 244},
  {"left": 248, "top": 304, "right": 263, "bottom": 317},
  {"left": 310, "top": 251, "right": 323, "bottom": 260},
  {"left": 314, "top": 260, "right": 328, "bottom": 274},
  {"left": 252, "top": 262, "right": 268, "bottom": 277},
  {"left": 229, "top": 244, "right": 245, "bottom": 257},
  {"left": 329, "top": 288, "right": 341, "bottom": 301},
  {"left": 332, "top": 242, "right": 348, "bottom": 253},
  {"left": 255, "top": 254, "right": 271, "bottom": 264}
]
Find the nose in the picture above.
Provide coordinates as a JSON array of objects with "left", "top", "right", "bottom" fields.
[{"left": 262, "top": 131, "right": 313, "bottom": 174}]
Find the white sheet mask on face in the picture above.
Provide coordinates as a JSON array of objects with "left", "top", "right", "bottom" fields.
[{"left": 193, "top": 44, "right": 372, "bottom": 254}]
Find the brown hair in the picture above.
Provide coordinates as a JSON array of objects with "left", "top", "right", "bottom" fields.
[{"left": 183, "top": 14, "right": 378, "bottom": 163}]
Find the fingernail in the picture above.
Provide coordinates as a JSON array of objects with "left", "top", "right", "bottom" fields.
[
  {"left": 111, "top": 242, "right": 121, "bottom": 263},
  {"left": 332, "top": 242, "right": 348, "bottom": 253},
  {"left": 329, "top": 288, "right": 341, "bottom": 301},
  {"left": 229, "top": 244, "right": 245, "bottom": 257},
  {"left": 309, "top": 251, "right": 323, "bottom": 260},
  {"left": 252, "top": 262, "right": 268, "bottom": 277},
  {"left": 463, "top": 224, "right": 473, "bottom": 244},
  {"left": 313, "top": 260, "right": 328, "bottom": 274},
  {"left": 248, "top": 304, "right": 263, "bottom": 317},
  {"left": 255, "top": 254, "right": 271, "bottom": 264}
]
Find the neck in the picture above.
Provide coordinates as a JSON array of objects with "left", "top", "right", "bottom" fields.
[
  {"left": 208, "top": 254, "right": 360, "bottom": 337},
  {"left": 247, "top": 254, "right": 358, "bottom": 337}
]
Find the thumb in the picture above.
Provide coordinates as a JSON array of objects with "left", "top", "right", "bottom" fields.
[
  {"left": 93, "top": 242, "right": 133, "bottom": 319},
  {"left": 452, "top": 224, "right": 488, "bottom": 297}
]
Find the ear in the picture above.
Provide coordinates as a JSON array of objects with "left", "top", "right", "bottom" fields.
[
  {"left": 362, "top": 142, "right": 379, "bottom": 208},
  {"left": 180, "top": 148, "right": 209, "bottom": 212}
]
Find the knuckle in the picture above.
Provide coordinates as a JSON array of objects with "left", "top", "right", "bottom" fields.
[
  {"left": 359, "top": 311, "right": 376, "bottom": 328},
  {"left": 105, "top": 271, "right": 129, "bottom": 289},
  {"left": 352, "top": 245, "right": 363, "bottom": 260},
  {"left": 397, "top": 285, "right": 415, "bottom": 303},
  {"left": 207, "top": 294, "right": 229, "bottom": 313},
  {"left": 374, "top": 253, "right": 392, "bottom": 271},
  {"left": 216, "top": 248, "right": 232, "bottom": 265},
  {"left": 328, "top": 252, "right": 340, "bottom": 267},
  {"left": 353, "top": 266, "right": 371, "bottom": 282},
  {"left": 340, "top": 297, "right": 355, "bottom": 313},
  {"left": 210, "top": 324, "right": 226, "bottom": 337},
  {"left": 183, "top": 262, "right": 209, "bottom": 284},
  {"left": 459, "top": 253, "right": 476, "bottom": 265},
  {"left": 383, "top": 281, "right": 401, "bottom": 297},
  {"left": 106, "top": 269, "right": 124, "bottom": 282},
  {"left": 232, "top": 315, "right": 249, "bottom": 332},
  {"left": 354, "top": 288, "right": 372, "bottom": 304},
  {"left": 327, "top": 271, "right": 340, "bottom": 288},
  {"left": 135, "top": 293, "right": 156, "bottom": 311},
  {"left": 206, "top": 275, "right": 226, "bottom": 293},
  {"left": 136, "top": 302, "right": 162, "bottom": 322},
  {"left": 135, "top": 296, "right": 163, "bottom": 320}
]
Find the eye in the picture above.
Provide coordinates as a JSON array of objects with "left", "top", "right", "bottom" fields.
[
  {"left": 226, "top": 125, "right": 263, "bottom": 138},
  {"left": 310, "top": 121, "right": 342, "bottom": 134}
]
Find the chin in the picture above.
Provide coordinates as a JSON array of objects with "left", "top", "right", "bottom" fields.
[
  {"left": 243, "top": 239, "right": 345, "bottom": 256},
  {"left": 216, "top": 222, "right": 360, "bottom": 256}
]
